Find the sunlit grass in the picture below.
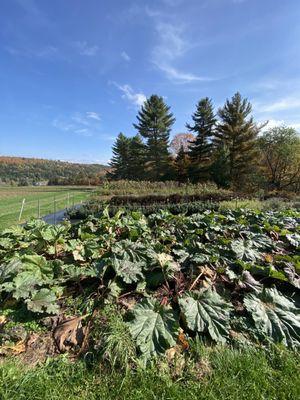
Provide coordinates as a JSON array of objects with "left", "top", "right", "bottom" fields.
[
  {"left": 0, "top": 346, "right": 299, "bottom": 400},
  {"left": 0, "top": 186, "right": 95, "bottom": 230}
]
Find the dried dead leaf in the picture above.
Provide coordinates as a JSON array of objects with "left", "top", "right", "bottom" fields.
[
  {"left": 53, "top": 316, "right": 86, "bottom": 352},
  {"left": 177, "top": 328, "right": 189, "bottom": 351},
  {"left": 1, "top": 340, "right": 26, "bottom": 355}
]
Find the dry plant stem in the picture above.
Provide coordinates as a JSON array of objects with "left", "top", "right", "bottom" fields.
[{"left": 189, "top": 272, "right": 203, "bottom": 291}]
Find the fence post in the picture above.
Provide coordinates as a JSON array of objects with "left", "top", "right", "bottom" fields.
[
  {"left": 18, "top": 198, "right": 26, "bottom": 222},
  {"left": 54, "top": 197, "right": 56, "bottom": 224}
]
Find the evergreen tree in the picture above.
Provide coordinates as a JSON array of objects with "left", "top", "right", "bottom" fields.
[
  {"left": 186, "top": 98, "right": 216, "bottom": 182},
  {"left": 108, "top": 133, "right": 131, "bottom": 179},
  {"left": 210, "top": 144, "right": 231, "bottom": 188},
  {"left": 174, "top": 145, "right": 190, "bottom": 182},
  {"left": 214, "top": 92, "right": 260, "bottom": 188},
  {"left": 127, "top": 134, "right": 147, "bottom": 180},
  {"left": 133, "top": 95, "right": 175, "bottom": 180}
]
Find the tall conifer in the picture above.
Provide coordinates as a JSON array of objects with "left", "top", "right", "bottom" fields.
[
  {"left": 214, "top": 92, "right": 260, "bottom": 188},
  {"left": 186, "top": 98, "right": 216, "bottom": 181},
  {"left": 133, "top": 95, "right": 175, "bottom": 180}
]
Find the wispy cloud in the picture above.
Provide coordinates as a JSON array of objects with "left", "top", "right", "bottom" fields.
[
  {"left": 121, "top": 51, "right": 131, "bottom": 61},
  {"left": 74, "top": 128, "right": 92, "bottom": 137},
  {"left": 256, "top": 97, "right": 300, "bottom": 113},
  {"left": 86, "top": 111, "right": 101, "bottom": 121},
  {"left": 162, "top": 0, "right": 183, "bottom": 6},
  {"left": 258, "top": 118, "right": 300, "bottom": 132},
  {"left": 53, "top": 111, "right": 101, "bottom": 136},
  {"left": 112, "top": 82, "right": 146, "bottom": 107},
  {"left": 151, "top": 20, "right": 211, "bottom": 83},
  {"left": 74, "top": 41, "right": 99, "bottom": 56},
  {"left": 52, "top": 119, "right": 74, "bottom": 132},
  {"left": 5, "top": 44, "right": 58, "bottom": 59},
  {"left": 14, "top": 0, "right": 52, "bottom": 27}
]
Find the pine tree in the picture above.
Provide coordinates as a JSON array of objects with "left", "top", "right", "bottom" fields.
[
  {"left": 186, "top": 98, "right": 216, "bottom": 182},
  {"left": 174, "top": 145, "right": 190, "bottom": 182},
  {"left": 108, "top": 133, "right": 131, "bottom": 179},
  {"left": 214, "top": 92, "right": 260, "bottom": 188},
  {"left": 133, "top": 95, "right": 175, "bottom": 180},
  {"left": 127, "top": 134, "right": 147, "bottom": 180}
]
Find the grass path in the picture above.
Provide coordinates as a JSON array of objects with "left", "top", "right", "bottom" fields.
[{"left": 0, "top": 186, "right": 96, "bottom": 230}]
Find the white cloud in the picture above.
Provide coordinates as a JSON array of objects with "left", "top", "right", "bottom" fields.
[
  {"left": 151, "top": 21, "right": 210, "bottom": 83},
  {"left": 121, "top": 51, "right": 131, "bottom": 61},
  {"left": 162, "top": 0, "right": 183, "bottom": 6},
  {"left": 53, "top": 111, "right": 101, "bottom": 136},
  {"left": 74, "top": 41, "right": 99, "bottom": 56},
  {"left": 36, "top": 45, "right": 58, "bottom": 58},
  {"left": 5, "top": 45, "right": 58, "bottom": 59},
  {"left": 157, "top": 64, "right": 209, "bottom": 83},
  {"left": 52, "top": 119, "right": 74, "bottom": 132},
  {"left": 258, "top": 118, "right": 300, "bottom": 132},
  {"left": 257, "top": 97, "right": 300, "bottom": 113},
  {"left": 71, "top": 113, "right": 90, "bottom": 126},
  {"left": 113, "top": 82, "right": 146, "bottom": 107},
  {"left": 86, "top": 111, "right": 101, "bottom": 121},
  {"left": 74, "top": 128, "right": 92, "bottom": 137}
]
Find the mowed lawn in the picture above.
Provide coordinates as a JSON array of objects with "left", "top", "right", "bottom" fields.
[{"left": 0, "top": 186, "right": 96, "bottom": 231}]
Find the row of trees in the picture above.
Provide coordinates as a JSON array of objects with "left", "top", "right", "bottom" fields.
[
  {"left": 0, "top": 157, "right": 107, "bottom": 186},
  {"left": 109, "top": 93, "right": 300, "bottom": 191}
]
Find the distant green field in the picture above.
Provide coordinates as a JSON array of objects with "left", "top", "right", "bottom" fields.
[{"left": 0, "top": 186, "right": 96, "bottom": 230}]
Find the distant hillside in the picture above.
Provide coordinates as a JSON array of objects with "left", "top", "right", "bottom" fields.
[{"left": 0, "top": 156, "right": 109, "bottom": 186}]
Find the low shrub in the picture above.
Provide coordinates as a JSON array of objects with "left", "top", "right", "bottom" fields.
[{"left": 67, "top": 200, "right": 219, "bottom": 220}]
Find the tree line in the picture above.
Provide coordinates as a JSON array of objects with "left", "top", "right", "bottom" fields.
[
  {"left": 0, "top": 157, "right": 107, "bottom": 186},
  {"left": 109, "top": 93, "right": 300, "bottom": 191}
]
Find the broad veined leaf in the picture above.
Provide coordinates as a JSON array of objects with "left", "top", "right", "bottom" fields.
[
  {"left": 128, "top": 298, "right": 179, "bottom": 360},
  {"left": 244, "top": 287, "right": 300, "bottom": 348},
  {"left": 179, "top": 289, "right": 232, "bottom": 344},
  {"left": 21, "top": 255, "right": 54, "bottom": 281},
  {"left": 0, "top": 259, "right": 22, "bottom": 283},
  {"left": 12, "top": 271, "right": 43, "bottom": 300},
  {"left": 231, "top": 239, "right": 261, "bottom": 262},
  {"left": 286, "top": 233, "right": 300, "bottom": 249},
  {"left": 112, "top": 258, "right": 144, "bottom": 284},
  {"left": 0, "top": 238, "right": 14, "bottom": 250},
  {"left": 26, "top": 288, "right": 59, "bottom": 314},
  {"left": 283, "top": 265, "right": 300, "bottom": 289}
]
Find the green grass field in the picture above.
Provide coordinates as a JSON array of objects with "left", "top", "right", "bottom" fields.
[
  {"left": 0, "top": 346, "right": 299, "bottom": 400},
  {"left": 0, "top": 186, "right": 96, "bottom": 231}
]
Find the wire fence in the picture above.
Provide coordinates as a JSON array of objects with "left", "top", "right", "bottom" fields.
[{"left": 19, "top": 193, "right": 82, "bottom": 222}]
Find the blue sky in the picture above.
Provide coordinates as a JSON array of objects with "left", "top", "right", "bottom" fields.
[{"left": 0, "top": 0, "right": 300, "bottom": 164}]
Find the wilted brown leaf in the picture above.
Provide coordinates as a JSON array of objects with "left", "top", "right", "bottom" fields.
[
  {"left": 53, "top": 316, "right": 86, "bottom": 352},
  {"left": 0, "top": 340, "right": 26, "bottom": 355}
]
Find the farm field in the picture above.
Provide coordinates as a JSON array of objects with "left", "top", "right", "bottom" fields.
[
  {"left": 0, "top": 202, "right": 299, "bottom": 399},
  {"left": 0, "top": 186, "right": 96, "bottom": 230}
]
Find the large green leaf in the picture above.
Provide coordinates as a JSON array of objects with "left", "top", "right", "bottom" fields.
[
  {"left": 12, "top": 271, "right": 43, "bottom": 300},
  {"left": 231, "top": 239, "right": 261, "bottom": 262},
  {"left": 179, "top": 289, "right": 232, "bottom": 344},
  {"left": 21, "top": 255, "right": 54, "bottom": 281},
  {"left": 0, "top": 259, "right": 21, "bottom": 283},
  {"left": 244, "top": 287, "right": 300, "bottom": 348},
  {"left": 26, "top": 288, "right": 59, "bottom": 314},
  {"left": 112, "top": 258, "right": 144, "bottom": 284},
  {"left": 128, "top": 298, "right": 179, "bottom": 360},
  {"left": 286, "top": 233, "right": 300, "bottom": 249}
]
